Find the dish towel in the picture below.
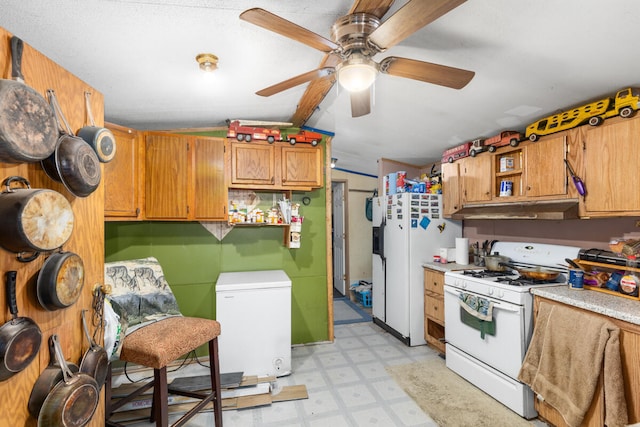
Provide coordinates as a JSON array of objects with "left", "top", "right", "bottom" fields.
[
  {"left": 458, "top": 292, "right": 495, "bottom": 339},
  {"left": 518, "top": 301, "right": 628, "bottom": 427},
  {"left": 458, "top": 292, "right": 494, "bottom": 321}
]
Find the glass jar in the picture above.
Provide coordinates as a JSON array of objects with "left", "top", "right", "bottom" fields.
[{"left": 619, "top": 255, "right": 640, "bottom": 296}]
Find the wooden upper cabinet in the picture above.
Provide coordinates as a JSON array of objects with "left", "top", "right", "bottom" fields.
[
  {"left": 441, "top": 161, "right": 461, "bottom": 217},
  {"left": 231, "top": 142, "right": 275, "bottom": 185},
  {"left": 145, "top": 133, "right": 227, "bottom": 221},
  {"left": 193, "top": 137, "right": 226, "bottom": 220},
  {"left": 145, "top": 133, "right": 190, "bottom": 219},
  {"left": 583, "top": 116, "right": 640, "bottom": 215},
  {"left": 524, "top": 134, "right": 567, "bottom": 198},
  {"left": 230, "top": 141, "right": 323, "bottom": 190},
  {"left": 460, "top": 155, "right": 492, "bottom": 203},
  {"left": 104, "top": 123, "right": 142, "bottom": 220},
  {"left": 281, "top": 145, "right": 322, "bottom": 188}
]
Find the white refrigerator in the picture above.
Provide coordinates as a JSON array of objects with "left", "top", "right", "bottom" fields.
[
  {"left": 372, "top": 193, "right": 461, "bottom": 346},
  {"left": 216, "top": 270, "right": 291, "bottom": 377}
]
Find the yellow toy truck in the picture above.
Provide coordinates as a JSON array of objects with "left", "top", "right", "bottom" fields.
[{"left": 526, "top": 87, "right": 640, "bottom": 141}]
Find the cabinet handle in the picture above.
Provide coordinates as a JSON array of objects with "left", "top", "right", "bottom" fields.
[{"left": 271, "top": 177, "right": 275, "bottom": 184}]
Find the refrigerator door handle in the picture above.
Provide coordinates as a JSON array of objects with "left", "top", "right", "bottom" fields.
[{"left": 379, "top": 218, "right": 386, "bottom": 260}]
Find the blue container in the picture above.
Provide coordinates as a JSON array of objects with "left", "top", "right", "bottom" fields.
[{"left": 387, "top": 173, "right": 397, "bottom": 195}]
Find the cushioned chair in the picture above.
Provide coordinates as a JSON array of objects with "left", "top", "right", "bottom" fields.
[{"left": 103, "top": 257, "right": 222, "bottom": 427}]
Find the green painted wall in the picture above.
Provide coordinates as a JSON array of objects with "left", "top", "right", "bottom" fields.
[{"left": 105, "top": 186, "right": 329, "bottom": 345}]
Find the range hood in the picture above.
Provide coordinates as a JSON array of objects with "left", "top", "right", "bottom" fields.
[{"left": 451, "top": 200, "right": 579, "bottom": 220}]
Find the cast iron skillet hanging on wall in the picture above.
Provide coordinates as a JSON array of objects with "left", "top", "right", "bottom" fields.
[
  {"left": 41, "top": 90, "right": 101, "bottom": 198},
  {"left": 36, "top": 250, "right": 84, "bottom": 311},
  {"left": 0, "top": 36, "right": 58, "bottom": 163},
  {"left": 0, "top": 271, "right": 42, "bottom": 381},
  {"left": 77, "top": 91, "right": 116, "bottom": 163}
]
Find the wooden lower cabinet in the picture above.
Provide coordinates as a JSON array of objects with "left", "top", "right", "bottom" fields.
[
  {"left": 424, "top": 267, "right": 446, "bottom": 353},
  {"left": 533, "top": 296, "right": 640, "bottom": 426}
]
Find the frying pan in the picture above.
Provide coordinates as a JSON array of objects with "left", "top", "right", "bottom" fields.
[
  {"left": 41, "top": 90, "right": 101, "bottom": 198},
  {"left": 28, "top": 335, "right": 80, "bottom": 418},
  {"left": 500, "top": 262, "right": 561, "bottom": 281},
  {"left": 79, "top": 309, "right": 109, "bottom": 389},
  {"left": 37, "top": 334, "right": 99, "bottom": 427},
  {"left": 0, "top": 36, "right": 58, "bottom": 163},
  {"left": 0, "top": 270, "right": 42, "bottom": 381},
  {"left": 36, "top": 251, "right": 84, "bottom": 311},
  {"left": 77, "top": 91, "right": 116, "bottom": 163}
]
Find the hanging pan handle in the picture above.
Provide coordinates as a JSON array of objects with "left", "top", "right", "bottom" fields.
[
  {"left": 84, "top": 91, "right": 96, "bottom": 127},
  {"left": 47, "top": 89, "right": 74, "bottom": 135}
]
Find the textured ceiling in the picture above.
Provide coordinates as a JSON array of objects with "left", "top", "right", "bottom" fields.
[{"left": 1, "top": 0, "right": 639, "bottom": 175}]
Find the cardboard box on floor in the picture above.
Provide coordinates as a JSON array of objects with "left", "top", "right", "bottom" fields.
[{"left": 110, "top": 374, "right": 308, "bottom": 423}]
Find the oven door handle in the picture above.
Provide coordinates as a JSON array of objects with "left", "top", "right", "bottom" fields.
[{"left": 444, "top": 287, "right": 521, "bottom": 313}]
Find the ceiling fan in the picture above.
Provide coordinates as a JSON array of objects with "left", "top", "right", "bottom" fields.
[{"left": 240, "top": 0, "right": 475, "bottom": 118}]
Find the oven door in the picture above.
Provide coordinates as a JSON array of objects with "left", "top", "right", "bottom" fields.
[{"left": 444, "top": 285, "right": 526, "bottom": 379}]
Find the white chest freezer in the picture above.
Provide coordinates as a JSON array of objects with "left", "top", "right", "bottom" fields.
[{"left": 215, "top": 270, "right": 291, "bottom": 377}]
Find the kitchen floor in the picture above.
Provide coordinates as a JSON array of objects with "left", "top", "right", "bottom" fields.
[{"left": 116, "top": 321, "right": 550, "bottom": 426}]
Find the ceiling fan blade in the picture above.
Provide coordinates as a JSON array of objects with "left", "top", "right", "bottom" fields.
[
  {"left": 350, "top": 0, "right": 395, "bottom": 18},
  {"left": 350, "top": 89, "right": 371, "bottom": 118},
  {"left": 380, "top": 56, "right": 474, "bottom": 89},
  {"left": 240, "top": 8, "right": 339, "bottom": 53},
  {"left": 256, "top": 68, "right": 335, "bottom": 97},
  {"left": 368, "top": 0, "right": 467, "bottom": 50}
]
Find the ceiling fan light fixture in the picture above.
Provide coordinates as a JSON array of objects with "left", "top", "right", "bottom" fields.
[
  {"left": 196, "top": 53, "right": 219, "bottom": 72},
  {"left": 336, "top": 55, "right": 378, "bottom": 92}
]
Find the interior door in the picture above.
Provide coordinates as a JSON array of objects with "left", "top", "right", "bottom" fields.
[{"left": 332, "top": 182, "right": 346, "bottom": 295}]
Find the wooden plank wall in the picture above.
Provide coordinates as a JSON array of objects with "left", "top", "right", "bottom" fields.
[{"left": 0, "top": 27, "right": 105, "bottom": 426}]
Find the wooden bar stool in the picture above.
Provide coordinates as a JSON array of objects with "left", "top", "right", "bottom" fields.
[{"left": 105, "top": 316, "right": 222, "bottom": 427}]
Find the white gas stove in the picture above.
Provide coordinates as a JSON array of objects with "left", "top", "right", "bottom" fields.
[{"left": 443, "top": 242, "right": 580, "bottom": 419}]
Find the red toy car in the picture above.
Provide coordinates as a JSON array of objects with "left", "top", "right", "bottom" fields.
[
  {"left": 283, "top": 130, "right": 322, "bottom": 146},
  {"left": 227, "top": 120, "right": 282, "bottom": 143},
  {"left": 442, "top": 142, "right": 473, "bottom": 163},
  {"left": 484, "top": 131, "right": 522, "bottom": 152}
]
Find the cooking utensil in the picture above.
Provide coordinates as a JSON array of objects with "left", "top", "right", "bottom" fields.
[
  {"left": 0, "top": 176, "right": 74, "bottom": 261},
  {"left": 0, "top": 36, "right": 58, "bottom": 163},
  {"left": 28, "top": 335, "right": 80, "bottom": 418},
  {"left": 565, "top": 257, "right": 582, "bottom": 269},
  {"left": 37, "top": 334, "right": 99, "bottom": 427},
  {"left": 77, "top": 91, "right": 116, "bottom": 163},
  {"left": 79, "top": 309, "right": 109, "bottom": 389},
  {"left": 564, "top": 159, "right": 586, "bottom": 196},
  {"left": 42, "top": 90, "right": 102, "bottom": 198},
  {"left": 36, "top": 251, "right": 84, "bottom": 311},
  {"left": 483, "top": 253, "right": 511, "bottom": 271},
  {"left": 0, "top": 271, "right": 42, "bottom": 381},
  {"left": 500, "top": 262, "right": 561, "bottom": 281}
]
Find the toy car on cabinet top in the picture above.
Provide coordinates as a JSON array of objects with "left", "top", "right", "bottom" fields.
[
  {"left": 484, "top": 131, "right": 523, "bottom": 152},
  {"left": 227, "top": 119, "right": 288, "bottom": 143},
  {"left": 283, "top": 129, "right": 322, "bottom": 146},
  {"left": 442, "top": 142, "right": 472, "bottom": 163},
  {"left": 526, "top": 87, "right": 640, "bottom": 141}
]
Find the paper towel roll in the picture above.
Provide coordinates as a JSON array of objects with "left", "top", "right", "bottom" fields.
[{"left": 455, "top": 237, "right": 470, "bottom": 265}]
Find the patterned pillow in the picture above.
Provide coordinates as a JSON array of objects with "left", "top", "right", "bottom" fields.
[{"left": 104, "top": 257, "right": 181, "bottom": 329}]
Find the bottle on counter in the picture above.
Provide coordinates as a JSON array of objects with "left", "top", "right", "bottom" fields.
[{"left": 619, "top": 255, "right": 640, "bottom": 297}]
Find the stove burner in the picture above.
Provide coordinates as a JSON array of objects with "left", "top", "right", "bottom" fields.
[
  {"left": 496, "top": 276, "right": 561, "bottom": 287},
  {"left": 462, "top": 270, "right": 512, "bottom": 279}
]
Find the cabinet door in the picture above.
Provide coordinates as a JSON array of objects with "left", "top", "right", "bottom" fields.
[
  {"left": 104, "top": 124, "right": 141, "bottom": 219},
  {"left": 441, "top": 162, "right": 461, "bottom": 217},
  {"left": 425, "top": 294, "right": 444, "bottom": 323},
  {"left": 584, "top": 118, "right": 640, "bottom": 213},
  {"left": 193, "top": 137, "right": 226, "bottom": 221},
  {"left": 281, "top": 146, "right": 322, "bottom": 188},
  {"left": 145, "top": 134, "right": 190, "bottom": 219},
  {"left": 424, "top": 268, "right": 444, "bottom": 296},
  {"left": 461, "top": 156, "right": 492, "bottom": 203},
  {"left": 524, "top": 135, "right": 567, "bottom": 197},
  {"left": 231, "top": 143, "right": 275, "bottom": 185}
]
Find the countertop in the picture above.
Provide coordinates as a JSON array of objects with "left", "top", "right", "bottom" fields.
[
  {"left": 531, "top": 285, "right": 640, "bottom": 326},
  {"left": 422, "top": 262, "right": 483, "bottom": 273}
]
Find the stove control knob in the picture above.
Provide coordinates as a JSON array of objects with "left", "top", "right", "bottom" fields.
[
  {"left": 488, "top": 287, "right": 494, "bottom": 296},
  {"left": 497, "top": 290, "right": 505, "bottom": 298}
]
